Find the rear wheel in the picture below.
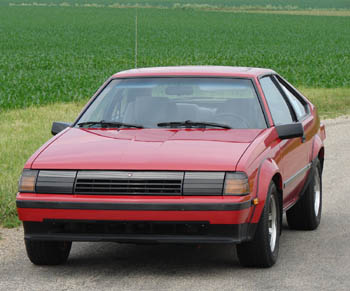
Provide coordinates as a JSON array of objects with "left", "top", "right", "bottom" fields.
[
  {"left": 25, "top": 240, "right": 72, "bottom": 265},
  {"left": 236, "top": 182, "right": 281, "bottom": 268},
  {"left": 286, "top": 159, "right": 322, "bottom": 230}
]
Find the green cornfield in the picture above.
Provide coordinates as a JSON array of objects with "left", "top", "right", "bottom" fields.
[{"left": 1, "top": 3, "right": 349, "bottom": 110}]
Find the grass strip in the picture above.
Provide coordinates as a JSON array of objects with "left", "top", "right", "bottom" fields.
[
  {"left": 301, "top": 88, "right": 350, "bottom": 118},
  {"left": 0, "top": 102, "right": 84, "bottom": 227}
]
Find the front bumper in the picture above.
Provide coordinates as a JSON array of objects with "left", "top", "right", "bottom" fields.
[{"left": 17, "top": 193, "right": 256, "bottom": 244}]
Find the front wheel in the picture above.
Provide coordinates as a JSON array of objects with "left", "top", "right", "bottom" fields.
[
  {"left": 25, "top": 240, "right": 72, "bottom": 265},
  {"left": 236, "top": 182, "right": 281, "bottom": 268},
  {"left": 286, "top": 159, "right": 322, "bottom": 230}
]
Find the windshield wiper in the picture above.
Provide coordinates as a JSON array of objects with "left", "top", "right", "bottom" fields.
[
  {"left": 157, "top": 120, "right": 231, "bottom": 129},
  {"left": 77, "top": 120, "right": 143, "bottom": 129}
]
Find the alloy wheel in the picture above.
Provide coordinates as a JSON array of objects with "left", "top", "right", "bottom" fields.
[{"left": 268, "top": 195, "right": 278, "bottom": 252}]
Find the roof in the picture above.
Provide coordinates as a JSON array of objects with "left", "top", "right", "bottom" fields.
[{"left": 113, "top": 66, "right": 276, "bottom": 78}]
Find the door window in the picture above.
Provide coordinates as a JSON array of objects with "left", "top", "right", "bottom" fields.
[{"left": 260, "top": 76, "right": 293, "bottom": 125}]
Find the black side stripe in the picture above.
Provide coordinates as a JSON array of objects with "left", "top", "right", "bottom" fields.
[{"left": 16, "top": 200, "right": 252, "bottom": 211}]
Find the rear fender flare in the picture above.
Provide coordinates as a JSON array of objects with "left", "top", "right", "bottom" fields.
[{"left": 311, "top": 135, "right": 325, "bottom": 169}]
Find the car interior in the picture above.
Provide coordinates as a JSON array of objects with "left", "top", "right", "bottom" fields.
[
  {"left": 122, "top": 95, "right": 266, "bottom": 129},
  {"left": 78, "top": 80, "right": 268, "bottom": 129}
]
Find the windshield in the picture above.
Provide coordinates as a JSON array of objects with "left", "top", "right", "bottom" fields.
[{"left": 77, "top": 78, "right": 267, "bottom": 129}]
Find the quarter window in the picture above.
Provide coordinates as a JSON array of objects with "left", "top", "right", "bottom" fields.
[
  {"left": 260, "top": 76, "right": 293, "bottom": 125},
  {"left": 276, "top": 79, "right": 307, "bottom": 120}
]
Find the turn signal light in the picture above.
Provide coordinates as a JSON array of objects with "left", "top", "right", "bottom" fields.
[
  {"left": 223, "top": 172, "right": 250, "bottom": 196},
  {"left": 18, "top": 169, "right": 38, "bottom": 193}
]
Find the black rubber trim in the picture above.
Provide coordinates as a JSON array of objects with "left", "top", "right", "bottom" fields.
[
  {"left": 283, "top": 162, "right": 312, "bottom": 188},
  {"left": 17, "top": 200, "right": 252, "bottom": 211},
  {"left": 274, "top": 74, "right": 311, "bottom": 118},
  {"left": 23, "top": 221, "right": 257, "bottom": 244},
  {"left": 270, "top": 75, "right": 298, "bottom": 122},
  {"left": 24, "top": 233, "right": 241, "bottom": 244}
]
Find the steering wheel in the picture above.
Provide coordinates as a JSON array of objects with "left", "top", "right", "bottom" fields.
[{"left": 215, "top": 113, "right": 250, "bottom": 128}]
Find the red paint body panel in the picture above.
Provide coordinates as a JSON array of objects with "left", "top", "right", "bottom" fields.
[
  {"left": 31, "top": 128, "right": 261, "bottom": 171},
  {"left": 18, "top": 209, "right": 250, "bottom": 225},
  {"left": 252, "top": 76, "right": 274, "bottom": 126},
  {"left": 24, "top": 128, "right": 70, "bottom": 169}
]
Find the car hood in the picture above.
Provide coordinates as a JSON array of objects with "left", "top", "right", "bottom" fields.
[{"left": 31, "top": 128, "right": 263, "bottom": 171}]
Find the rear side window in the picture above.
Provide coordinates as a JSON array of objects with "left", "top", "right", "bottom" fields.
[
  {"left": 276, "top": 78, "right": 307, "bottom": 120},
  {"left": 260, "top": 76, "right": 293, "bottom": 125}
]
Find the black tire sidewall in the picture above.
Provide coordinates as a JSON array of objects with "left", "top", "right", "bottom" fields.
[
  {"left": 25, "top": 240, "right": 72, "bottom": 265},
  {"left": 237, "top": 182, "right": 281, "bottom": 267},
  {"left": 286, "top": 159, "right": 323, "bottom": 230},
  {"left": 265, "top": 183, "right": 281, "bottom": 262},
  {"left": 309, "top": 161, "right": 322, "bottom": 227}
]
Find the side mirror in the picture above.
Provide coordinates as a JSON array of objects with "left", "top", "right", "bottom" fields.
[
  {"left": 51, "top": 122, "right": 72, "bottom": 135},
  {"left": 275, "top": 122, "right": 304, "bottom": 140}
]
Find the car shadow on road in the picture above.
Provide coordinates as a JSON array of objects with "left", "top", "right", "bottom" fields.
[
  {"left": 38, "top": 221, "right": 295, "bottom": 275},
  {"left": 66, "top": 242, "right": 240, "bottom": 274}
]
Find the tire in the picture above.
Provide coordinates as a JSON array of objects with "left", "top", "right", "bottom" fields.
[
  {"left": 286, "top": 159, "right": 322, "bottom": 230},
  {"left": 25, "top": 240, "right": 72, "bottom": 265},
  {"left": 236, "top": 182, "right": 281, "bottom": 268}
]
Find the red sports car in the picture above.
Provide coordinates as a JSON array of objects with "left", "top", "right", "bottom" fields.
[{"left": 17, "top": 66, "right": 326, "bottom": 268}]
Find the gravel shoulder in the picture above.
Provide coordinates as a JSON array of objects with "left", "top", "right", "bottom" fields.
[{"left": 1, "top": 117, "right": 350, "bottom": 291}]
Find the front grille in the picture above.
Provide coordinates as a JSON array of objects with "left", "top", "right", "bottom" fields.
[
  {"left": 75, "top": 179, "right": 182, "bottom": 195},
  {"left": 74, "top": 171, "right": 184, "bottom": 195}
]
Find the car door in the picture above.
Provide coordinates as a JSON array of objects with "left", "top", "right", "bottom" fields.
[{"left": 259, "top": 75, "right": 312, "bottom": 208}]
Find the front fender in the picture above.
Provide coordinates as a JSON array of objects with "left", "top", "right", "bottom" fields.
[{"left": 250, "top": 158, "right": 281, "bottom": 224}]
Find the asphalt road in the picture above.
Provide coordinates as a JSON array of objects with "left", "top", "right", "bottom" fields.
[{"left": 1, "top": 117, "right": 350, "bottom": 291}]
